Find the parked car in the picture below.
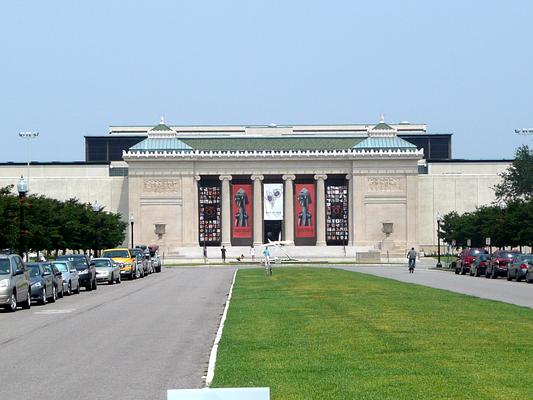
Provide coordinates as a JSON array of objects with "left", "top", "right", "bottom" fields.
[
  {"left": 470, "top": 254, "right": 490, "bottom": 277},
  {"left": 455, "top": 248, "right": 489, "bottom": 275},
  {"left": 42, "top": 263, "right": 64, "bottom": 299},
  {"left": 52, "top": 260, "right": 80, "bottom": 295},
  {"left": 102, "top": 248, "right": 140, "bottom": 280},
  {"left": 56, "top": 254, "right": 97, "bottom": 291},
  {"left": 507, "top": 254, "right": 533, "bottom": 282},
  {"left": 27, "top": 263, "right": 55, "bottom": 305},
  {"left": 92, "top": 258, "right": 121, "bottom": 284},
  {"left": 485, "top": 250, "right": 520, "bottom": 279},
  {"left": 0, "top": 253, "right": 32, "bottom": 311},
  {"left": 149, "top": 245, "right": 162, "bottom": 273},
  {"left": 130, "top": 248, "right": 150, "bottom": 276}
]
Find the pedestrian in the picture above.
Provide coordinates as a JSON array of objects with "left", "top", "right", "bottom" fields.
[
  {"left": 203, "top": 245, "right": 208, "bottom": 264},
  {"left": 221, "top": 245, "right": 226, "bottom": 263},
  {"left": 249, "top": 245, "right": 256, "bottom": 262},
  {"left": 407, "top": 247, "right": 417, "bottom": 273},
  {"left": 263, "top": 246, "right": 271, "bottom": 275}
]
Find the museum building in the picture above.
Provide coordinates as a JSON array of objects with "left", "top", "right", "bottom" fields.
[{"left": 0, "top": 118, "right": 509, "bottom": 258}]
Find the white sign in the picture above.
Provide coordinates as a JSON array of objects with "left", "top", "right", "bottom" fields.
[
  {"left": 168, "top": 388, "right": 270, "bottom": 400},
  {"left": 485, "top": 237, "right": 491, "bottom": 246},
  {"left": 264, "top": 184, "right": 283, "bottom": 220}
]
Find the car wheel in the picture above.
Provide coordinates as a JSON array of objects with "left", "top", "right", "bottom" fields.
[
  {"left": 485, "top": 269, "right": 490, "bottom": 278},
  {"left": 93, "top": 278, "right": 97, "bottom": 290},
  {"left": 66, "top": 282, "right": 72, "bottom": 296},
  {"left": 58, "top": 285, "right": 64, "bottom": 299},
  {"left": 40, "top": 288, "right": 47, "bottom": 305},
  {"left": 507, "top": 272, "right": 513, "bottom": 281},
  {"left": 116, "top": 274, "right": 121, "bottom": 284},
  {"left": 73, "top": 281, "right": 80, "bottom": 294},
  {"left": 7, "top": 292, "right": 17, "bottom": 312},
  {"left": 135, "top": 268, "right": 140, "bottom": 279},
  {"left": 86, "top": 281, "right": 93, "bottom": 291},
  {"left": 461, "top": 267, "right": 466, "bottom": 275},
  {"left": 50, "top": 285, "right": 57, "bottom": 303},
  {"left": 22, "top": 289, "right": 31, "bottom": 309},
  {"left": 109, "top": 276, "right": 114, "bottom": 285},
  {"left": 491, "top": 269, "right": 497, "bottom": 279},
  {"left": 454, "top": 268, "right": 459, "bottom": 275},
  {"left": 527, "top": 273, "right": 533, "bottom": 284},
  {"left": 516, "top": 273, "right": 522, "bottom": 282}
]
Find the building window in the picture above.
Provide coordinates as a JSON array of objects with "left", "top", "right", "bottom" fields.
[
  {"left": 198, "top": 182, "right": 221, "bottom": 246},
  {"left": 326, "top": 183, "right": 348, "bottom": 245}
]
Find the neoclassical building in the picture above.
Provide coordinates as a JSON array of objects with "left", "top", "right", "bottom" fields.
[{"left": 0, "top": 118, "right": 509, "bottom": 258}]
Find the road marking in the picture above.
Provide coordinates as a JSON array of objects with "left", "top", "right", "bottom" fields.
[{"left": 34, "top": 309, "right": 76, "bottom": 315}]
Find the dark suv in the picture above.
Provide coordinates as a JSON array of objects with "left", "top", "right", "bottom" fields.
[
  {"left": 485, "top": 250, "right": 520, "bottom": 279},
  {"left": 56, "top": 254, "right": 96, "bottom": 291},
  {"left": 455, "top": 248, "right": 489, "bottom": 275}
]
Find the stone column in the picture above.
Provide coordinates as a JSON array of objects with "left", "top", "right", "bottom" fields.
[
  {"left": 314, "top": 174, "right": 327, "bottom": 246},
  {"left": 346, "top": 174, "right": 353, "bottom": 246},
  {"left": 282, "top": 174, "right": 296, "bottom": 243},
  {"left": 194, "top": 175, "right": 201, "bottom": 246},
  {"left": 251, "top": 175, "right": 264, "bottom": 246},
  {"left": 219, "top": 175, "right": 232, "bottom": 246}
]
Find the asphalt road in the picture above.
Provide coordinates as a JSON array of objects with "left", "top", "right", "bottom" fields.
[
  {"left": 0, "top": 267, "right": 236, "bottom": 400},
  {"left": 339, "top": 263, "right": 533, "bottom": 308}
]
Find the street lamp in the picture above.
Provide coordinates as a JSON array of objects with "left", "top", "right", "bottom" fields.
[
  {"left": 91, "top": 201, "right": 101, "bottom": 257},
  {"left": 436, "top": 212, "right": 442, "bottom": 268},
  {"left": 17, "top": 176, "right": 28, "bottom": 258},
  {"left": 18, "top": 131, "right": 39, "bottom": 186},
  {"left": 130, "top": 214, "right": 134, "bottom": 248}
]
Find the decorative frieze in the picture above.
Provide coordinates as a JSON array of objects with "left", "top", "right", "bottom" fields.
[
  {"left": 143, "top": 179, "right": 180, "bottom": 193},
  {"left": 367, "top": 177, "right": 404, "bottom": 192}
]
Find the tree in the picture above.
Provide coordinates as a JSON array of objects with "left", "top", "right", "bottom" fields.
[{"left": 494, "top": 145, "right": 533, "bottom": 203}]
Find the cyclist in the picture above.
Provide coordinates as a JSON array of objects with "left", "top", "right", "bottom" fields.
[{"left": 407, "top": 247, "right": 417, "bottom": 273}]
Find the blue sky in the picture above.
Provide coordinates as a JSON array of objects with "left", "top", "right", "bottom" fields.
[{"left": 2, "top": 0, "right": 532, "bottom": 162}]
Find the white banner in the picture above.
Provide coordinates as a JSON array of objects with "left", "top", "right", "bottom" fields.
[{"left": 263, "top": 183, "right": 283, "bottom": 220}]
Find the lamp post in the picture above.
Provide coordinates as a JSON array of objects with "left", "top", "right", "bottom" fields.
[
  {"left": 436, "top": 212, "right": 442, "bottom": 268},
  {"left": 17, "top": 176, "right": 28, "bottom": 258},
  {"left": 91, "top": 201, "right": 101, "bottom": 257},
  {"left": 130, "top": 214, "right": 134, "bottom": 249},
  {"left": 18, "top": 131, "right": 39, "bottom": 186}
]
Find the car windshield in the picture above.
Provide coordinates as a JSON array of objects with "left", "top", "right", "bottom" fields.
[
  {"left": 102, "top": 250, "right": 129, "bottom": 258},
  {"left": 0, "top": 259, "right": 11, "bottom": 275},
  {"left": 57, "top": 256, "right": 87, "bottom": 269},
  {"left": 27, "top": 265, "right": 41, "bottom": 278},
  {"left": 53, "top": 262, "right": 69, "bottom": 272},
  {"left": 93, "top": 260, "right": 111, "bottom": 268},
  {"left": 470, "top": 249, "right": 488, "bottom": 255},
  {"left": 522, "top": 255, "right": 533, "bottom": 262},
  {"left": 130, "top": 249, "right": 143, "bottom": 257}
]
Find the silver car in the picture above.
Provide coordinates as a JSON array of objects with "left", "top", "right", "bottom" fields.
[
  {"left": 92, "top": 258, "right": 121, "bottom": 285},
  {"left": 0, "top": 253, "right": 32, "bottom": 312},
  {"left": 52, "top": 260, "right": 80, "bottom": 295}
]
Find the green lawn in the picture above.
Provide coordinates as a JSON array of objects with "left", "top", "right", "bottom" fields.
[{"left": 211, "top": 268, "right": 533, "bottom": 400}]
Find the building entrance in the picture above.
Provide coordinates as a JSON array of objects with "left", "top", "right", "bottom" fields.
[{"left": 264, "top": 220, "right": 282, "bottom": 243}]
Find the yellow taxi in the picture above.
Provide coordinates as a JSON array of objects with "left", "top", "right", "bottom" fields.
[{"left": 101, "top": 248, "right": 139, "bottom": 280}]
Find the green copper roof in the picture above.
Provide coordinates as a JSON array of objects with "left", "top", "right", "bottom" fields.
[
  {"left": 371, "top": 122, "right": 395, "bottom": 131},
  {"left": 354, "top": 136, "right": 416, "bottom": 150},
  {"left": 150, "top": 123, "right": 173, "bottom": 132},
  {"left": 180, "top": 137, "right": 364, "bottom": 151},
  {"left": 129, "top": 138, "right": 193, "bottom": 151}
]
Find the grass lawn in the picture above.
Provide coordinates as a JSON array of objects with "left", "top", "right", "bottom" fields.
[{"left": 211, "top": 268, "right": 533, "bottom": 399}]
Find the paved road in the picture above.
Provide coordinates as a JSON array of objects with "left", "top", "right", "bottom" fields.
[
  {"left": 339, "top": 263, "right": 533, "bottom": 308},
  {"left": 0, "top": 267, "right": 235, "bottom": 400}
]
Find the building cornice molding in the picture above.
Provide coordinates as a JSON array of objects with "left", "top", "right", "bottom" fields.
[{"left": 123, "top": 148, "right": 423, "bottom": 161}]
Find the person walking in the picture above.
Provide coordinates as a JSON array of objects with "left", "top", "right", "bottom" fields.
[
  {"left": 249, "top": 245, "right": 256, "bottom": 262},
  {"left": 407, "top": 247, "right": 417, "bottom": 273},
  {"left": 263, "top": 246, "right": 271, "bottom": 275},
  {"left": 203, "top": 245, "right": 208, "bottom": 264},
  {"left": 221, "top": 246, "right": 226, "bottom": 263}
]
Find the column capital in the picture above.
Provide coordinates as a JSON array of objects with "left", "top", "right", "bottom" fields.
[
  {"left": 250, "top": 174, "right": 264, "bottom": 181},
  {"left": 314, "top": 174, "right": 328, "bottom": 181},
  {"left": 194, "top": 175, "right": 201, "bottom": 181},
  {"left": 345, "top": 174, "right": 352, "bottom": 180},
  {"left": 282, "top": 174, "right": 296, "bottom": 181},
  {"left": 219, "top": 175, "right": 232, "bottom": 182}
]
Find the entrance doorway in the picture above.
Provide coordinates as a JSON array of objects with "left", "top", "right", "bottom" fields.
[{"left": 264, "top": 220, "right": 282, "bottom": 243}]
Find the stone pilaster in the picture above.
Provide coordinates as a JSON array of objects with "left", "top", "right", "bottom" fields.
[
  {"left": 251, "top": 175, "right": 264, "bottom": 246},
  {"left": 314, "top": 174, "right": 327, "bottom": 246},
  {"left": 282, "top": 174, "right": 296, "bottom": 243},
  {"left": 219, "top": 175, "right": 232, "bottom": 246},
  {"left": 346, "top": 174, "right": 353, "bottom": 246},
  {"left": 193, "top": 175, "right": 201, "bottom": 245}
]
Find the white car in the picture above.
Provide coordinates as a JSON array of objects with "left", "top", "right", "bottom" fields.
[{"left": 92, "top": 258, "right": 121, "bottom": 285}]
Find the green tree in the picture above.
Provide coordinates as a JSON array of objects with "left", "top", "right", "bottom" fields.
[{"left": 494, "top": 145, "right": 533, "bottom": 203}]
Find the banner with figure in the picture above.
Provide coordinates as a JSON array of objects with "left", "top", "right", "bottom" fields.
[
  {"left": 263, "top": 183, "right": 283, "bottom": 220},
  {"left": 231, "top": 184, "right": 252, "bottom": 239},
  {"left": 295, "top": 183, "right": 316, "bottom": 239}
]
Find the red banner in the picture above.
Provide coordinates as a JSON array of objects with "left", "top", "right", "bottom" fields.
[
  {"left": 231, "top": 184, "right": 253, "bottom": 239},
  {"left": 295, "top": 183, "right": 316, "bottom": 239}
]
